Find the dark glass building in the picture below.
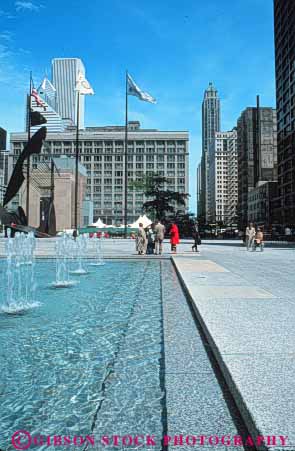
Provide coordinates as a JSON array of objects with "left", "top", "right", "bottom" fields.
[
  {"left": 274, "top": 0, "right": 295, "bottom": 224},
  {"left": 0, "top": 127, "right": 6, "bottom": 151},
  {"left": 237, "top": 107, "right": 277, "bottom": 229}
]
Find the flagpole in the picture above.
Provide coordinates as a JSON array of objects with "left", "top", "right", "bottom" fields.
[
  {"left": 74, "top": 90, "right": 80, "bottom": 237},
  {"left": 26, "top": 72, "right": 32, "bottom": 225},
  {"left": 124, "top": 71, "right": 128, "bottom": 239}
]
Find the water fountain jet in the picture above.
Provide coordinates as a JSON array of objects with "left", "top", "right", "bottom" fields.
[
  {"left": 1, "top": 229, "right": 39, "bottom": 313},
  {"left": 51, "top": 233, "right": 78, "bottom": 288}
]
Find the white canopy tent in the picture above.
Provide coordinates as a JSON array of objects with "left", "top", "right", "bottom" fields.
[
  {"left": 129, "top": 214, "right": 153, "bottom": 229},
  {"left": 91, "top": 218, "right": 106, "bottom": 228}
]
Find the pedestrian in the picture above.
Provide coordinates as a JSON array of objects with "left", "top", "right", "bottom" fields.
[
  {"left": 170, "top": 222, "right": 180, "bottom": 253},
  {"left": 253, "top": 227, "right": 264, "bottom": 251},
  {"left": 285, "top": 225, "right": 291, "bottom": 242},
  {"left": 136, "top": 223, "right": 147, "bottom": 255},
  {"left": 154, "top": 220, "right": 165, "bottom": 255},
  {"left": 245, "top": 223, "right": 256, "bottom": 251},
  {"left": 146, "top": 223, "right": 155, "bottom": 254},
  {"left": 192, "top": 221, "right": 200, "bottom": 252}
]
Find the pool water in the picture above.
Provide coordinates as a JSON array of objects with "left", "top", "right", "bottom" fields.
[{"left": 0, "top": 260, "right": 165, "bottom": 450}]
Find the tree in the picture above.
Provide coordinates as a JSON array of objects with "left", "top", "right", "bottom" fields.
[
  {"left": 130, "top": 173, "right": 189, "bottom": 220},
  {"left": 172, "top": 210, "right": 196, "bottom": 237}
]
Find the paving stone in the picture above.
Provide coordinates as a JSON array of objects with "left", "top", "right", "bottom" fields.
[
  {"left": 161, "top": 261, "right": 246, "bottom": 446},
  {"left": 172, "top": 259, "right": 229, "bottom": 273},
  {"left": 173, "top": 246, "right": 295, "bottom": 451},
  {"left": 221, "top": 354, "right": 295, "bottom": 448},
  {"left": 165, "top": 373, "right": 244, "bottom": 437},
  {"left": 188, "top": 285, "right": 273, "bottom": 300}
]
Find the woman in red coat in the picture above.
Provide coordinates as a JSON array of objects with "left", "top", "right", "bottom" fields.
[{"left": 170, "top": 222, "right": 180, "bottom": 253}]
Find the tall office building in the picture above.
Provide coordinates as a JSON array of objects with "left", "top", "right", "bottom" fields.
[
  {"left": 274, "top": 0, "right": 295, "bottom": 224},
  {"left": 52, "top": 58, "right": 85, "bottom": 128},
  {"left": 38, "top": 77, "right": 57, "bottom": 111},
  {"left": 196, "top": 162, "right": 201, "bottom": 216},
  {"left": 0, "top": 130, "right": 11, "bottom": 203},
  {"left": 199, "top": 82, "right": 221, "bottom": 222},
  {"left": 29, "top": 97, "right": 66, "bottom": 134},
  {"left": 0, "top": 128, "right": 8, "bottom": 202},
  {"left": 0, "top": 149, "right": 10, "bottom": 184},
  {"left": 237, "top": 107, "right": 277, "bottom": 229},
  {"left": 10, "top": 122, "right": 189, "bottom": 225},
  {"left": 227, "top": 130, "right": 239, "bottom": 224},
  {"left": 0, "top": 127, "right": 7, "bottom": 150},
  {"left": 208, "top": 129, "right": 237, "bottom": 225}
]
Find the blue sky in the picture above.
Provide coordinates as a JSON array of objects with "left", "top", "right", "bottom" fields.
[{"left": 0, "top": 0, "right": 276, "bottom": 212}]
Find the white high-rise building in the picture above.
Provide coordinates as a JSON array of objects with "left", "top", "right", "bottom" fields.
[
  {"left": 208, "top": 129, "right": 237, "bottom": 225},
  {"left": 227, "top": 129, "right": 238, "bottom": 224},
  {"left": 30, "top": 97, "right": 66, "bottom": 134},
  {"left": 52, "top": 58, "right": 85, "bottom": 128},
  {"left": 38, "top": 77, "right": 57, "bottom": 111}
]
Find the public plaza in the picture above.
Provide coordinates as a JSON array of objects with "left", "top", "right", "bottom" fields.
[
  {"left": 0, "top": 1, "right": 295, "bottom": 450},
  {"left": 0, "top": 237, "right": 294, "bottom": 450}
]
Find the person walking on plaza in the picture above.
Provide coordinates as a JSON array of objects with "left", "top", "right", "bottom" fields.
[
  {"left": 170, "top": 222, "right": 180, "bottom": 253},
  {"left": 146, "top": 223, "right": 155, "bottom": 255},
  {"left": 192, "top": 221, "right": 200, "bottom": 252},
  {"left": 154, "top": 220, "right": 165, "bottom": 255},
  {"left": 245, "top": 223, "right": 256, "bottom": 251},
  {"left": 253, "top": 227, "right": 264, "bottom": 251},
  {"left": 136, "top": 223, "right": 147, "bottom": 255},
  {"left": 285, "top": 226, "right": 292, "bottom": 241}
]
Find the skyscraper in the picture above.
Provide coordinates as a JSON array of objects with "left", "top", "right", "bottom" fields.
[
  {"left": 208, "top": 129, "right": 237, "bottom": 225},
  {"left": 237, "top": 107, "right": 277, "bottom": 229},
  {"left": 30, "top": 97, "right": 66, "bottom": 134},
  {"left": 273, "top": 0, "right": 295, "bottom": 224},
  {"left": 0, "top": 127, "right": 6, "bottom": 150},
  {"left": 52, "top": 58, "right": 85, "bottom": 128},
  {"left": 199, "top": 82, "right": 220, "bottom": 222},
  {"left": 0, "top": 128, "right": 9, "bottom": 204},
  {"left": 38, "top": 77, "right": 57, "bottom": 111},
  {"left": 196, "top": 162, "right": 201, "bottom": 216}
]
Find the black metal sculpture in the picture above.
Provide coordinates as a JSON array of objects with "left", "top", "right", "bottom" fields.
[
  {"left": 0, "top": 126, "right": 57, "bottom": 237},
  {"left": 3, "top": 126, "right": 47, "bottom": 207}
]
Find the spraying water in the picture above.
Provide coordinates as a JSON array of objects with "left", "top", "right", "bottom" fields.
[
  {"left": 69, "top": 234, "right": 89, "bottom": 275},
  {"left": 89, "top": 234, "right": 105, "bottom": 266},
  {"left": 51, "top": 233, "right": 78, "bottom": 288},
  {"left": 1, "top": 229, "right": 39, "bottom": 313}
]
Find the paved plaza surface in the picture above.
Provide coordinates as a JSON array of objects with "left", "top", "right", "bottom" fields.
[
  {"left": 0, "top": 238, "right": 294, "bottom": 449},
  {"left": 173, "top": 242, "right": 295, "bottom": 451}
]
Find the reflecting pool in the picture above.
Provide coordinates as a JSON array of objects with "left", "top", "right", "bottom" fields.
[{"left": 0, "top": 260, "right": 164, "bottom": 450}]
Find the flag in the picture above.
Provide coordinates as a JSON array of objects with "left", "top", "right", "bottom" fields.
[
  {"left": 30, "top": 110, "right": 47, "bottom": 126},
  {"left": 75, "top": 71, "right": 94, "bottom": 95},
  {"left": 127, "top": 74, "right": 156, "bottom": 104},
  {"left": 31, "top": 88, "right": 46, "bottom": 110}
]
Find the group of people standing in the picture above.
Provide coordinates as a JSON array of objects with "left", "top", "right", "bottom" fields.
[
  {"left": 136, "top": 220, "right": 180, "bottom": 255},
  {"left": 245, "top": 223, "right": 264, "bottom": 251}
]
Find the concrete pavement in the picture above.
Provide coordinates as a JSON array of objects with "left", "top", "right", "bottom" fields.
[{"left": 173, "top": 243, "right": 295, "bottom": 451}]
